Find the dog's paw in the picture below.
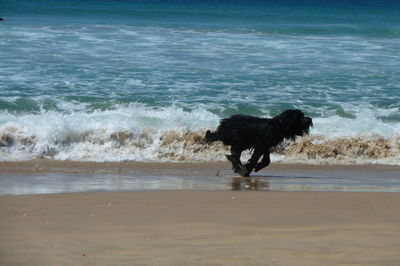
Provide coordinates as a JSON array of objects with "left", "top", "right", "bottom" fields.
[
  {"left": 237, "top": 165, "right": 251, "bottom": 177},
  {"left": 254, "top": 164, "right": 262, "bottom": 172},
  {"left": 232, "top": 164, "right": 242, "bottom": 173}
]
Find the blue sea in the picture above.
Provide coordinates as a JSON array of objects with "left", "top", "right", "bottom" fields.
[{"left": 0, "top": 0, "right": 399, "bottom": 164}]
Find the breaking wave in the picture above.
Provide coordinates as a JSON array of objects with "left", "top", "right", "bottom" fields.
[
  {"left": 275, "top": 134, "right": 400, "bottom": 165},
  {"left": 0, "top": 104, "right": 399, "bottom": 165}
]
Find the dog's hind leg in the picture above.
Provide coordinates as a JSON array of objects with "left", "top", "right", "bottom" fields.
[{"left": 226, "top": 146, "right": 245, "bottom": 174}]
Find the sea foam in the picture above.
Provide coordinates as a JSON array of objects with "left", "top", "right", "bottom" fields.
[{"left": 0, "top": 104, "right": 399, "bottom": 165}]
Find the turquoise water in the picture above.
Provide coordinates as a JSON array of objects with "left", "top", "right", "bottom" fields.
[{"left": 0, "top": 0, "right": 399, "bottom": 163}]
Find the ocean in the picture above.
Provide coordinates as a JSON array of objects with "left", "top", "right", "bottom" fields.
[{"left": 1, "top": 0, "right": 399, "bottom": 164}]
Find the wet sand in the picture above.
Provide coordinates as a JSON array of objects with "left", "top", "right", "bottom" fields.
[
  {"left": 2, "top": 159, "right": 400, "bottom": 178},
  {"left": 0, "top": 160, "right": 400, "bottom": 194},
  {"left": 1, "top": 160, "right": 400, "bottom": 265}
]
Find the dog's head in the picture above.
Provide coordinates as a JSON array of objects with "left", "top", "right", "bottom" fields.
[{"left": 275, "top": 109, "right": 313, "bottom": 140}]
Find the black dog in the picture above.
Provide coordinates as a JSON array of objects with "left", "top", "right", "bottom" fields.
[{"left": 205, "top": 109, "right": 312, "bottom": 177}]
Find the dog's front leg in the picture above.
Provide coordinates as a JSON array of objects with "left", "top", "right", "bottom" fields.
[
  {"left": 254, "top": 149, "right": 270, "bottom": 172},
  {"left": 226, "top": 146, "right": 245, "bottom": 174}
]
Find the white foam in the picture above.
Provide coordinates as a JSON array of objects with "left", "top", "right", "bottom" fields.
[
  {"left": 0, "top": 104, "right": 399, "bottom": 164},
  {"left": 0, "top": 104, "right": 220, "bottom": 161},
  {"left": 311, "top": 106, "right": 400, "bottom": 138}
]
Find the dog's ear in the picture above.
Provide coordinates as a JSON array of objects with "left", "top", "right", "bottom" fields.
[{"left": 276, "top": 110, "right": 306, "bottom": 139}]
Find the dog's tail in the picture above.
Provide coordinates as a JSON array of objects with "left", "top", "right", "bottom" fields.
[{"left": 205, "top": 130, "right": 220, "bottom": 143}]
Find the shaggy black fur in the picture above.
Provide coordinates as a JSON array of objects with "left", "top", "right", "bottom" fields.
[{"left": 205, "top": 109, "right": 312, "bottom": 177}]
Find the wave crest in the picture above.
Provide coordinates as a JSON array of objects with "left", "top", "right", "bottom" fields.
[{"left": 1, "top": 121, "right": 399, "bottom": 165}]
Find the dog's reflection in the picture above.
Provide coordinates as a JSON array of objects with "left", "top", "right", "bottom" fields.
[{"left": 231, "top": 177, "right": 270, "bottom": 191}]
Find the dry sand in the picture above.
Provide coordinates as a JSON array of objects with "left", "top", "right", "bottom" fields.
[
  {"left": 1, "top": 160, "right": 400, "bottom": 265},
  {"left": 1, "top": 190, "right": 400, "bottom": 265}
]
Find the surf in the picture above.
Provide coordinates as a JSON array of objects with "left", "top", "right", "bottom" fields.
[{"left": 0, "top": 103, "right": 399, "bottom": 165}]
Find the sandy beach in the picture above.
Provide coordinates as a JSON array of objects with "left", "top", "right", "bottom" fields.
[
  {"left": 0, "top": 160, "right": 400, "bottom": 265},
  {"left": 1, "top": 190, "right": 400, "bottom": 266}
]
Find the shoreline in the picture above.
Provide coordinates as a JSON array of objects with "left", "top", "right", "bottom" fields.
[
  {"left": 2, "top": 159, "right": 400, "bottom": 175},
  {"left": 1, "top": 160, "right": 399, "bottom": 195}
]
